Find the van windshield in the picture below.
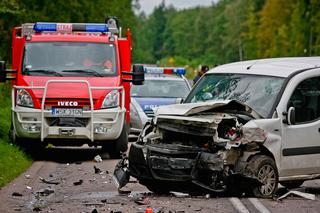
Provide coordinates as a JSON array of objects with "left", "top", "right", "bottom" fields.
[
  {"left": 184, "top": 73, "right": 285, "bottom": 117},
  {"left": 22, "top": 42, "right": 117, "bottom": 77}
]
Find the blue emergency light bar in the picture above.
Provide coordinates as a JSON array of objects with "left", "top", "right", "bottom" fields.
[
  {"left": 33, "top": 22, "right": 109, "bottom": 33},
  {"left": 144, "top": 67, "right": 186, "bottom": 75}
]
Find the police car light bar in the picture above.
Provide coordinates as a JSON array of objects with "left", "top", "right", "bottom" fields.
[
  {"left": 144, "top": 67, "right": 186, "bottom": 75},
  {"left": 33, "top": 22, "right": 109, "bottom": 33}
]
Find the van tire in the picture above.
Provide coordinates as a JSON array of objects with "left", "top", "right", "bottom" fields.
[
  {"left": 280, "top": 180, "right": 304, "bottom": 189},
  {"left": 248, "top": 155, "right": 278, "bottom": 198},
  {"left": 102, "top": 126, "right": 128, "bottom": 159}
]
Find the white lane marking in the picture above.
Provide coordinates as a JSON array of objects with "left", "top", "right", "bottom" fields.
[
  {"left": 229, "top": 197, "right": 250, "bottom": 213},
  {"left": 248, "top": 198, "right": 271, "bottom": 213}
]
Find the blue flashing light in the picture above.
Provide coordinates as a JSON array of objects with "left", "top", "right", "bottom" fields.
[
  {"left": 33, "top": 22, "right": 109, "bottom": 33},
  {"left": 85, "top": 24, "right": 108, "bottom": 33},
  {"left": 34, "top": 22, "right": 57, "bottom": 32},
  {"left": 173, "top": 68, "right": 186, "bottom": 75},
  {"left": 144, "top": 67, "right": 186, "bottom": 75}
]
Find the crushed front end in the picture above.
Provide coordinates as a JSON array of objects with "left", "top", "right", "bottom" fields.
[{"left": 114, "top": 101, "right": 267, "bottom": 193}]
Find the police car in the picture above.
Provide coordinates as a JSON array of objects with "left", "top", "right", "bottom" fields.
[{"left": 129, "top": 67, "right": 191, "bottom": 138}]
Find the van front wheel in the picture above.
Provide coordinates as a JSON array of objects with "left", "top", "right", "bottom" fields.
[{"left": 248, "top": 155, "right": 278, "bottom": 198}]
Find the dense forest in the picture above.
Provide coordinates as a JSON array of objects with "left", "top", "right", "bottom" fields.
[
  {"left": 135, "top": 0, "right": 320, "bottom": 72},
  {"left": 1, "top": 0, "right": 320, "bottom": 75}
]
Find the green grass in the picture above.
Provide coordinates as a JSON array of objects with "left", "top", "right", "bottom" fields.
[{"left": 0, "top": 83, "right": 32, "bottom": 187}]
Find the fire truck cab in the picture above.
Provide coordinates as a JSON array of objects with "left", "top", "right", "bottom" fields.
[{"left": 0, "top": 19, "right": 144, "bottom": 157}]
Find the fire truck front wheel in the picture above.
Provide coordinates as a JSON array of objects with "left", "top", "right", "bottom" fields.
[{"left": 102, "top": 126, "right": 128, "bottom": 159}]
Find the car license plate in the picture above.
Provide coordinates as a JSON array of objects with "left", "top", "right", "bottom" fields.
[{"left": 52, "top": 108, "right": 83, "bottom": 116}]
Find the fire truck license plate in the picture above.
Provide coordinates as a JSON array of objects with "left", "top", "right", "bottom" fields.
[{"left": 52, "top": 108, "right": 83, "bottom": 116}]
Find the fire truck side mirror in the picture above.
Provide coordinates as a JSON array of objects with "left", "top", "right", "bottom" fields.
[
  {"left": 0, "top": 61, "right": 17, "bottom": 82},
  {"left": 132, "top": 64, "right": 145, "bottom": 85},
  {"left": 0, "top": 61, "right": 6, "bottom": 83}
]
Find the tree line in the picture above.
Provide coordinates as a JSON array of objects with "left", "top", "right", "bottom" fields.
[
  {"left": 1, "top": 0, "right": 320, "bottom": 73},
  {"left": 134, "top": 0, "right": 320, "bottom": 72}
]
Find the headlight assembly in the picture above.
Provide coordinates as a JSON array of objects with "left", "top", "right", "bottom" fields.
[
  {"left": 16, "top": 89, "right": 34, "bottom": 107},
  {"left": 101, "top": 90, "right": 119, "bottom": 108}
]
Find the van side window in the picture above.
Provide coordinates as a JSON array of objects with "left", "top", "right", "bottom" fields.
[{"left": 287, "top": 76, "right": 320, "bottom": 124}]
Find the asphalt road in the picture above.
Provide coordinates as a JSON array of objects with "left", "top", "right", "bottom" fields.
[{"left": 1, "top": 146, "right": 320, "bottom": 213}]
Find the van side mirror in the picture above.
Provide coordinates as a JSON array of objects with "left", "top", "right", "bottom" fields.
[
  {"left": 132, "top": 64, "right": 144, "bottom": 85},
  {"left": 283, "top": 107, "right": 296, "bottom": 125},
  {"left": 0, "top": 61, "right": 17, "bottom": 82}
]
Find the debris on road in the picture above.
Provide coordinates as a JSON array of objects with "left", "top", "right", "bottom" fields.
[
  {"left": 278, "top": 190, "right": 316, "bottom": 201},
  {"left": 131, "top": 193, "right": 151, "bottom": 205},
  {"left": 94, "top": 155, "right": 103, "bottom": 163},
  {"left": 101, "top": 199, "right": 121, "bottom": 204},
  {"left": 94, "top": 166, "right": 102, "bottom": 174},
  {"left": 134, "top": 196, "right": 150, "bottom": 205},
  {"left": 33, "top": 207, "right": 41, "bottom": 212},
  {"left": 73, "top": 179, "right": 83, "bottom": 186},
  {"left": 36, "top": 188, "right": 54, "bottom": 197},
  {"left": 170, "top": 191, "right": 189, "bottom": 198},
  {"left": 12, "top": 192, "right": 23, "bottom": 197},
  {"left": 39, "top": 176, "right": 60, "bottom": 185}
]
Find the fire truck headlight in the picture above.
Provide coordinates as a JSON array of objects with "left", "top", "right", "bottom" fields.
[
  {"left": 101, "top": 90, "right": 119, "bottom": 109},
  {"left": 16, "top": 89, "right": 34, "bottom": 108}
]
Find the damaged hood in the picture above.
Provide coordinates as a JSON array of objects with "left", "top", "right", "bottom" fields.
[{"left": 154, "top": 100, "right": 262, "bottom": 119}]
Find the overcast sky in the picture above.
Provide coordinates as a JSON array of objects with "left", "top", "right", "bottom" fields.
[{"left": 138, "top": 0, "right": 216, "bottom": 15}]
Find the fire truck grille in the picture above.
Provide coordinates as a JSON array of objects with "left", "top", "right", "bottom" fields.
[
  {"left": 46, "top": 117, "right": 89, "bottom": 127},
  {"left": 41, "top": 98, "right": 96, "bottom": 108}
]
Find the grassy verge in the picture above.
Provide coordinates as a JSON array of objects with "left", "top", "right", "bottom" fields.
[{"left": 0, "top": 83, "right": 32, "bottom": 188}]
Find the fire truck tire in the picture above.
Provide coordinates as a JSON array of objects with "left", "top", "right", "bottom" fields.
[
  {"left": 9, "top": 122, "right": 22, "bottom": 146},
  {"left": 102, "top": 126, "right": 128, "bottom": 159}
]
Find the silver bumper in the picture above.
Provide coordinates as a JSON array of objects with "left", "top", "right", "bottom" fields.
[
  {"left": 13, "top": 106, "right": 125, "bottom": 141},
  {"left": 13, "top": 80, "right": 126, "bottom": 142}
]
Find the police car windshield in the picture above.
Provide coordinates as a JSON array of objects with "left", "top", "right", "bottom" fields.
[
  {"left": 131, "top": 79, "right": 190, "bottom": 98},
  {"left": 22, "top": 42, "right": 117, "bottom": 76},
  {"left": 184, "top": 73, "right": 285, "bottom": 118}
]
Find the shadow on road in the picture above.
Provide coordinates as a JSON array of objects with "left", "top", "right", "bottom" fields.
[{"left": 23, "top": 145, "right": 105, "bottom": 163}]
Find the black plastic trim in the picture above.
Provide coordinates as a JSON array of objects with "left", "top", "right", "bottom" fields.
[{"left": 283, "top": 146, "right": 320, "bottom": 156}]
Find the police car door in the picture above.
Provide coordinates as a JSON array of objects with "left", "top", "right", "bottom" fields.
[{"left": 280, "top": 71, "right": 320, "bottom": 177}]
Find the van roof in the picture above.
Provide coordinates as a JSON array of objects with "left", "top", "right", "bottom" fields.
[{"left": 208, "top": 57, "right": 320, "bottom": 78}]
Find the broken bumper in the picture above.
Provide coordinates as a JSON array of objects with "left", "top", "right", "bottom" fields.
[{"left": 128, "top": 143, "right": 204, "bottom": 182}]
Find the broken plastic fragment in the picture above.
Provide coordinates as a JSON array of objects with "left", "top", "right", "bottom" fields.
[
  {"left": 39, "top": 176, "right": 60, "bottom": 185},
  {"left": 36, "top": 188, "right": 54, "bottom": 196},
  {"left": 94, "top": 155, "right": 103, "bottom": 163},
  {"left": 12, "top": 192, "right": 23, "bottom": 197},
  {"left": 94, "top": 165, "right": 102, "bottom": 174},
  {"left": 170, "top": 191, "right": 189, "bottom": 198},
  {"left": 73, "top": 179, "right": 83, "bottom": 186},
  {"left": 278, "top": 190, "right": 315, "bottom": 200}
]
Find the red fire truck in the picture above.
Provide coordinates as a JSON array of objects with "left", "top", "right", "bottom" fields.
[{"left": 0, "top": 18, "right": 144, "bottom": 157}]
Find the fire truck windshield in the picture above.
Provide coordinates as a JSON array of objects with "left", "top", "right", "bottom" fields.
[{"left": 22, "top": 42, "right": 117, "bottom": 77}]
